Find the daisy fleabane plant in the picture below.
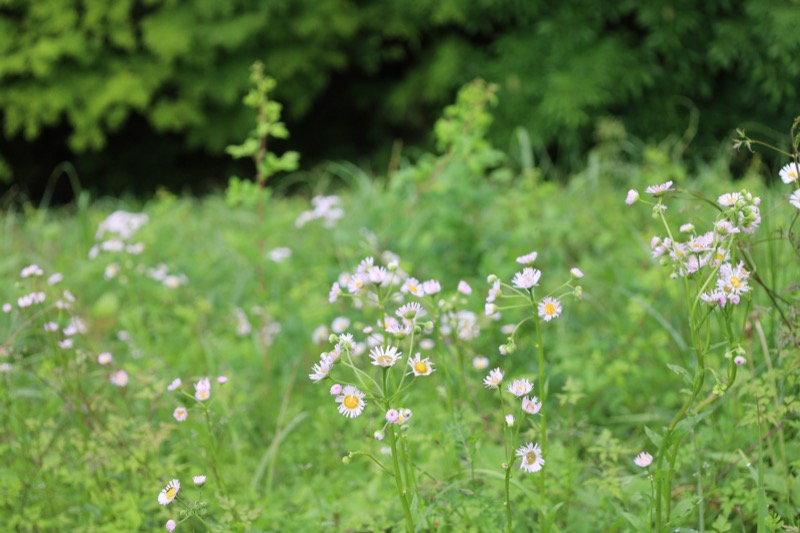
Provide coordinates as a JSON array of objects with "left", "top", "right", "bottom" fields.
[
  {"left": 309, "top": 252, "right": 445, "bottom": 532},
  {"left": 484, "top": 366, "right": 545, "bottom": 533},
  {"left": 483, "top": 250, "right": 582, "bottom": 533},
  {"left": 627, "top": 180, "right": 761, "bottom": 530}
]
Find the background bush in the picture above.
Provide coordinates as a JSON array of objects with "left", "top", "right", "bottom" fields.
[{"left": 1, "top": 0, "right": 799, "bottom": 198}]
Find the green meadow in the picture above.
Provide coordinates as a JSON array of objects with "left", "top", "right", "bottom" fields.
[{"left": 2, "top": 84, "right": 799, "bottom": 532}]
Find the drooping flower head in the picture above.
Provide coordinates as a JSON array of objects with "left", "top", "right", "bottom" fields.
[{"left": 625, "top": 190, "right": 639, "bottom": 205}]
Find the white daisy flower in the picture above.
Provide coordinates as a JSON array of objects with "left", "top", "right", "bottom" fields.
[
  {"left": 369, "top": 345, "right": 401, "bottom": 367},
  {"left": 472, "top": 356, "right": 489, "bottom": 370},
  {"left": 645, "top": 180, "right": 674, "bottom": 197},
  {"left": 790, "top": 189, "right": 800, "bottom": 210},
  {"left": 537, "top": 297, "right": 562, "bottom": 321},
  {"left": 516, "top": 442, "right": 545, "bottom": 473},
  {"left": 401, "top": 278, "right": 425, "bottom": 297},
  {"left": 331, "top": 316, "right": 350, "bottom": 334},
  {"left": 507, "top": 378, "right": 534, "bottom": 397},
  {"left": 309, "top": 359, "right": 332, "bottom": 382},
  {"left": 194, "top": 378, "right": 211, "bottom": 401},
  {"left": 336, "top": 385, "right": 366, "bottom": 418},
  {"left": 110, "top": 370, "right": 128, "bottom": 387},
  {"left": 522, "top": 396, "right": 542, "bottom": 415},
  {"left": 780, "top": 162, "right": 800, "bottom": 184},
  {"left": 421, "top": 279, "right": 441, "bottom": 295},
  {"left": 516, "top": 251, "right": 538, "bottom": 264},
  {"left": 173, "top": 407, "right": 188, "bottom": 422},
  {"left": 396, "top": 302, "right": 426, "bottom": 322},
  {"left": 625, "top": 190, "right": 639, "bottom": 205},
  {"left": 158, "top": 479, "right": 180, "bottom": 505},
  {"left": 512, "top": 268, "right": 541, "bottom": 290},
  {"left": 634, "top": 451, "right": 653, "bottom": 468},
  {"left": 483, "top": 368, "right": 504, "bottom": 389},
  {"left": 457, "top": 280, "right": 472, "bottom": 294},
  {"left": 407, "top": 353, "right": 434, "bottom": 376}
]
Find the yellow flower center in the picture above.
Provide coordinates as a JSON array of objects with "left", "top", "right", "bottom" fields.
[
  {"left": 166, "top": 487, "right": 176, "bottom": 500},
  {"left": 198, "top": 390, "right": 209, "bottom": 400},
  {"left": 730, "top": 276, "right": 741, "bottom": 289},
  {"left": 544, "top": 303, "right": 556, "bottom": 315},
  {"left": 414, "top": 361, "right": 428, "bottom": 374},
  {"left": 344, "top": 395, "right": 359, "bottom": 409},
  {"left": 526, "top": 451, "right": 538, "bottom": 464}
]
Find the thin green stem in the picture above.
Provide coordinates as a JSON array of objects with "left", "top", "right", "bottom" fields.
[{"left": 388, "top": 425, "right": 415, "bottom": 532}]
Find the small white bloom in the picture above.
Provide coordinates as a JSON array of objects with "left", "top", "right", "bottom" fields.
[
  {"left": 110, "top": 370, "right": 128, "bottom": 387},
  {"left": 336, "top": 385, "right": 366, "bottom": 418},
  {"left": 472, "top": 356, "right": 489, "bottom": 370},
  {"left": 780, "top": 162, "right": 800, "bottom": 184},
  {"left": 507, "top": 378, "right": 534, "bottom": 397},
  {"left": 790, "top": 189, "right": 800, "bottom": 210},
  {"left": 645, "top": 181, "right": 674, "bottom": 197},
  {"left": 268, "top": 247, "right": 292, "bottom": 263},
  {"left": 457, "top": 280, "right": 472, "bottom": 295},
  {"left": 483, "top": 368, "right": 504, "bottom": 389},
  {"left": 625, "top": 189, "right": 639, "bottom": 205},
  {"left": 516, "top": 442, "right": 545, "bottom": 473},
  {"left": 512, "top": 268, "right": 541, "bottom": 290},
  {"left": 516, "top": 251, "right": 538, "bottom": 264},
  {"left": 369, "top": 345, "right": 402, "bottom": 367},
  {"left": 158, "top": 479, "right": 180, "bottom": 505},
  {"left": 331, "top": 316, "right": 350, "bottom": 334},
  {"left": 634, "top": 451, "right": 653, "bottom": 468}
]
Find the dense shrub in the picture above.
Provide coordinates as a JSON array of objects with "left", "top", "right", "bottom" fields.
[{"left": 0, "top": 0, "right": 798, "bottom": 193}]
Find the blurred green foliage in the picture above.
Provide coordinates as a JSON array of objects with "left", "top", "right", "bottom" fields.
[{"left": 1, "top": 0, "right": 799, "bottom": 194}]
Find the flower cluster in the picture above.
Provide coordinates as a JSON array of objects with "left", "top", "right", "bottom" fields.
[
  {"left": 486, "top": 251, "right": 582, "bottom": 354},
  {"left": 635, "top": 184, "right": 759, "bottom": 307},
  {"left": 295, "top": 195, "right": 344, "bottom": 228},
  {"left": 157, "top": 475, "right": 207, "bottom": 531},
  {"left": 166, "top": 375, "right": 228, "bottom": 422}
]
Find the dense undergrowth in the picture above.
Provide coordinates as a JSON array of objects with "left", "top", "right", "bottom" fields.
[{"left": 1, "top": 82, "right": 799, "bottom": 532}]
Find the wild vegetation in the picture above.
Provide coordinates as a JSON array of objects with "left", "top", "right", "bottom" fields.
[{"left": 2, "top": 78, "right": 799, "bottom": 532}]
